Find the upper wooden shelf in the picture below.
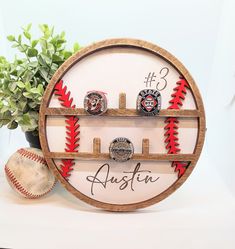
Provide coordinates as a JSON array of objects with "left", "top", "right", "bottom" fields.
[
  {"left": 45, "top": 108, "right": 200, "bottom": 118},
  {"left": 45, "top": 92, "right": 200, "bottom": 117}
]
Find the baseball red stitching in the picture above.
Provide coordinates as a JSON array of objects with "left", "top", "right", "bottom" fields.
[
  {"left": 54, "top": 80, "right": 75, "bottom": 108},
  {"left": 5, "top": 166, "right": 56, "bottom": 199},
  {"left": 164, "top": 117, "right": 180, "bottom": 154},
  {"left": 164, "top": 76, "right": 190, "bottom": 177},
  {"left": 65, "top": 116, "right": 80, "bottom": 152},
  {"left": 168, "top": 76, "right": 189, "bottom": 110},
  {"left": 54, "top": 80, "right": 80, "bottom": 179},
  {"left": 18, "top": 148, "right": 47, "bottom": 165},
  {"left": 59, "top": 159, "right": 75, "bottom": 178}
]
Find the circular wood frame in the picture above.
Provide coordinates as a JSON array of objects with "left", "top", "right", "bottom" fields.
[{"left": 39, "top": 38, "right": 206, "bottom": 211}]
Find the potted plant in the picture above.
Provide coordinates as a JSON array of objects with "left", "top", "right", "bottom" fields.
[{"left": 0, "top": 24, "right": 80, "bottom": 148}]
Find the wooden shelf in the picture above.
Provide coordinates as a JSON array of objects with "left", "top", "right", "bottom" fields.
[
  {"left": 45, "top": 151, "right": 195, "bottom": 161},
  {"left": 45, "top": 108, "right": 200, "bottom": 118},
  {"left": 43, "top": 93, "right": 199, "bottom": 162},
  {"left": 45, "top": 138, "right": 195, "bottom": 162},
  {"left": 45, "top": 93, "right": 200, "bottom": 118},
  {"left": 38, "top": 39, "right": 206, "bottom": 211}
]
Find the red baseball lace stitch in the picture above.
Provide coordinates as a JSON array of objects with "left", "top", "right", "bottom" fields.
[
  {"left": 59, "top": 159, "right": 75, "bottom": 178},
  {"left": 54, "top": 80, "right": 75, "bottom": 108},
  {"left": 18, "top": 148, "right": 47, "bottom": 165},
  {"left": 5, "top": 166, "right": 56, "bottom": 199},
  {"left": 164, "top": 117, "right": 180, "bottom": 154},
  {"left": 164, "top": 76, "right": 189, "bottom": 177},
  {"left": 168, "top": 77, "right": 189, "bottom": 110},
  {"left": 54, "top": 80, "right": 80, "bottom": 179},
  {"left": 65, "top": 116, "right": 80, "bottom": 152}
]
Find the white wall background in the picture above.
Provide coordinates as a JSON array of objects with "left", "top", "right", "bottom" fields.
[{"left": 0, "top": 0, "right": 234, "bottom": 248}]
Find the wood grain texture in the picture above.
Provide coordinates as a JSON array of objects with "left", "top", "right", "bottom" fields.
[
  {"left": 39, "top": 38, "right": 206, "bottom": 212},
  {"left": 45, "top": 108, "right": 201, "bottom": 117},
  {"left": 93, "top": 138, "right": 101, "bottom": 154},
  {"left": 142, "top": 138, "right": 150, "bottom": 156},
  {"left": 45, "top": 152, "right": 196, "bottom": 161},
  {"left": 119, "top": 93, "right": 126, "bottom": 109}
]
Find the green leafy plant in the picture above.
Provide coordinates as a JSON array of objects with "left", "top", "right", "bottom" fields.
[{"left": 0, "top": 24, "right": 80, "bottom": 135}]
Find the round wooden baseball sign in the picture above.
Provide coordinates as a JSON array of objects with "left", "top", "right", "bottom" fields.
[{"left": 39, "top": 39, "right": 205, "bottom": 211}]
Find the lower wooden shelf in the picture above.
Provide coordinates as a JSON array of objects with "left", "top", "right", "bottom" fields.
[
  {"left": 45, "top": 138, "right": 195, "bottom": 161},
  {"left": 46, "top": 151, "right": 195, "bottom": 161}
]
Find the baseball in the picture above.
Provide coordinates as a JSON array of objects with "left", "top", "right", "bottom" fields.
[{"left": 4, "top": 148, "right": 56, "bottom": 199}]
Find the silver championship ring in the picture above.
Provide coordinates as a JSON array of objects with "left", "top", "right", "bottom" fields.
[
  {"left": 84, "top": 90, "right": 107, "bottom": 115},
  {"left": 109, "top": 137, "right": 134, "bottom": 162}
]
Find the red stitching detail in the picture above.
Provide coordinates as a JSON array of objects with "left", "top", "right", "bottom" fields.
[
  {"left": 164, "top": 117, "right": 180, "bottom": 154},
  {"left": 54, "top": 80, "right": 75, "bottom": 108},
  {"left": 59, "top": 159, "right": 75, "bottom": 178},
  {"left": 18, "top": 148, "right": 47, "bottom": 165},
  {"left": 54, "top": 80, "right": 80, "bottom": 179},
  {"left": 168, "top": 77, "right": 189, "bottom": 110},
  {"left": 172, "top": 161, "right": 188, "bottom": 178},
  {"left": 5, "top": 166, "right": 56, "bottom": 199},
  {"left": 65, "top": 116, "right": 80, "bottom": 152},
  {"left": 164, "top": 76, "right": 190, "bottom": 178}
]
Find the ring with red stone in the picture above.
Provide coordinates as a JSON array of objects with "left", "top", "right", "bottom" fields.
[{"left": 136, "top": 89, "right": 161, "bottom": 116}]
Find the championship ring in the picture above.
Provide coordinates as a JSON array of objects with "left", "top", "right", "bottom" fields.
[
  {"left": 84, "top": 91, "right": 107, "bottom": 115},
  {"left": 136, "top": 89, "right": 161, "bottom": 116},
  {"left": 109, "top": 137, "right": 134, "bottom": 162}
]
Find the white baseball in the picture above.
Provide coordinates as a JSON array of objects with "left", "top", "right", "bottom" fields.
[{"left": 5, "top": 148, "right": 56, "bottom": 199}]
